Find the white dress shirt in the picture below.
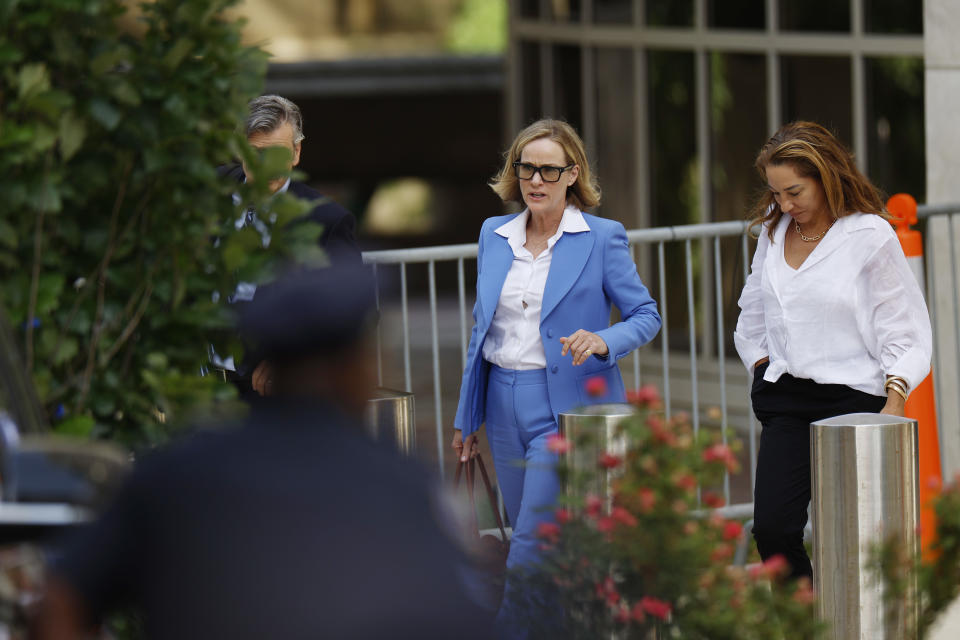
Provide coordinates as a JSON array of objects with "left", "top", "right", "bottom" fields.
[
  {"left": 482, "top": 206, "right": 591, "bottom": 370},
  {"left": 734, "top": 212, "right": 932, "bottom": 396}
]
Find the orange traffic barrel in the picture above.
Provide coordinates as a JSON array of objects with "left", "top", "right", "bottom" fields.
[{"left": 887, "top": 193, "right": 942, "bottom": 556}]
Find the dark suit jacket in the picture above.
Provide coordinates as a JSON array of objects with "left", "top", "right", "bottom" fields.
[
  {"left": 219, "top": 164, "right": 361, "bottom": 259},
  {"left": 216, "top": 165, "right": 363, "bottom": 399}
]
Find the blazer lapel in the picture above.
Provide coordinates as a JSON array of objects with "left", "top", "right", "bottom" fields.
[
  {"left": 477, "top": 233, "right": 514, "bottom": 328},
  {"left": 541, "top": 230, "right": 594, "bottom": 322}
]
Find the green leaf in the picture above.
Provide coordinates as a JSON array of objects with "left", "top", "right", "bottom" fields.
[
  {"left": 51, "top": 336, "right": 78, "bottom": 365},
  {"left": 58, "top": 110, "right": 86, "bottom": 160},
  {"left": 146, "top": 352, "right": 169, "bottom": 369},
  {"left": 27, "top": 180, "right": 62, "bottom": 213},
  {"left": 16, "top": 63, "right": 50, "bottom": 100},
  {"left": 89, "top": 98, "right": 121, "bottom": 130},
  {"left": 55, "top": 414, "right": 95, "bottom": 438},
  {"left": 110, "top": 80, "right": 140, "bottom": 106},
  {"left": 0, "top": 219, "right": 16, "bottom": 249},
  {"left": 163, "top": 38, "right": 194, "bottom": 70}
]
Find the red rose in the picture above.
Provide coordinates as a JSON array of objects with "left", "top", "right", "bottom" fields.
[
  {"left": 673, "top": 473, "right": 697, "bottom": 492},
  {"left": 546, "top": 433, "right": 572, "bottom": 454},
  {"left": 640, "top": 596, "right": 671, "bottom": 621},
  {"left": 761, "top": 554, "right": 791, "bottom": 579},
  {"left": 611, "top": 506, "right": 637, "bottom": 527},
  {"left": 710, "top": 543, "right": 733, "bottom": 562},
  {"left": 536, "top": 522, "right": 561, "bottom": 543},
  {"left": 703, "top": 491, "right": 725, "bottom": 508},
  {"left": 555, "top": 508, "right": 573, "bottom": 524},
  {"left": 637, "top": 487, "right": 656, "bottom": 513},
  {"left": 584, "top": 376, "right": 608, "bottom": 397},
  {"left": 722, "top": 521, "right": 743, "bottom": 541},
  {"left": 631, "top": 602, "right": 646, "bottom": 623},
  {"left": 614, "top": 605, "right": 630, "bottom": 624},
  {"left": 598, "top": 452, "right": 622, "bottom": 469},
  {"left": 793, "top": 577, "right": 816, "bottom": 604},
  {"left": 702, "top": 443, "right": 740, "bottom": 472},
  {"left": 626, "top": 384, "right": 661, "bottom": 407},
  {"left": 585, "top": 494, "right": 604, "bottom": 518},
  {"left": 596, "top": 516, "right": 616, "bottom": 534}
]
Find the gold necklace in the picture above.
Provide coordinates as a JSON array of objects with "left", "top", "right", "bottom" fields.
[{"left": 794, "top": 218, "right": 835, "bottom": 242}]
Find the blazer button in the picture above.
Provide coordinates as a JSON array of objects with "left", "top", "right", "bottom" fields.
[
  {"left": 547, "top": 329, "right": 554, "bottom": 338},
  {"left": 551, "top": 365, "right": 559, "bottom": 374}
]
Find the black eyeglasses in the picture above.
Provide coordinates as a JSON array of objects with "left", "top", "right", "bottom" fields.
[{"left": 512, "top": 161, "right": 574, "bottom": 183}]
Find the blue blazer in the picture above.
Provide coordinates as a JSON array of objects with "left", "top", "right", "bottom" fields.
[{"left": 454, "top": 211, "right": 662, "bottom": 436}]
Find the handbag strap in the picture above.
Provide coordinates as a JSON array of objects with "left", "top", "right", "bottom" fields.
[{"left": 454, "top": 453, "right": 508, "bottom": 544}]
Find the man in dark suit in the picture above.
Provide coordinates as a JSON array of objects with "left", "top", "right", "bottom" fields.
[
  {"left": 35, "top": 264, "right": 493, "bottom": 640},
  {"left": 216, "top": 95, "right": 362, "bottom": 398},
  {"left": 224, "top": 94, "right": 359, "bottom": 255}
]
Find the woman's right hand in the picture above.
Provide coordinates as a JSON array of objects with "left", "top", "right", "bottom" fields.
[
  {"left": 754, "top": 356, "right": 769, "bottom": 371},
  {"left": 452, "top": 430, "right": 478, "bottom": 462}
]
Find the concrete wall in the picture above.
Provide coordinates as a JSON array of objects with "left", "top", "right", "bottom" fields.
[{"left": 924, "top": 0, "right": 960, "bottom": 477}]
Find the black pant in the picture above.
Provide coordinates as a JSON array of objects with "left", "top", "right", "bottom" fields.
[{"left": 751, "top": 361, "right": 885, "bottom": 580}]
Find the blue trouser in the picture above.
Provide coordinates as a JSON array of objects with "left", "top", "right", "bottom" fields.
[{"left": 485, "top": 364, "right": 561, "bottom": 638}]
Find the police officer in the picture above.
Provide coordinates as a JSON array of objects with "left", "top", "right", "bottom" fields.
[{"left": 35, "top": 263, "right": 492, "bottom": 639}]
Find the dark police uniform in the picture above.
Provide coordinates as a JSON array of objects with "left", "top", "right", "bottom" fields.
[{"left": 54, "top": 265, "right": 493, "bottom": 639}]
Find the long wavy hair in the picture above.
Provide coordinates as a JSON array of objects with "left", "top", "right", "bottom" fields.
[
  {"left": 489, "top": 119, "right": 601, "bottom": 211},
  {"left": 749, "top": 121, "right": 886, "bottom": 241}
]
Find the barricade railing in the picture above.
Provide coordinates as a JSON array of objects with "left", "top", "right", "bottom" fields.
[{"left": 362, "top": 204, "right": 960, "bottom": 518}]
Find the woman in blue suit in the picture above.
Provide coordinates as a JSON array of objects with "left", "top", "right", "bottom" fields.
[{"left": 452, "top": 119, "right": 661, "bottom": 630}]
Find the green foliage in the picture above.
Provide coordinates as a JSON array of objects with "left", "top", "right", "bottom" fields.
[
  {"left": 0, "top": 0, "right": 315, "bottom": 447},
  {"left": 511, "top": 387, "right": 824, "bottom": 639},
  {"left": 446, "top": 0, "right": 507, "bottom": 54},
  {"left": 874, "top": 477, "right": 960, "bottom": 637}
]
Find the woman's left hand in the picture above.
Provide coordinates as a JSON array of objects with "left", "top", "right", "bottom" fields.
[
  {"left": 879, "top": 394, "right": 906, "bottom": 417},
  {"left": 559, "top": 330, "right": 609, "bottom": 366}
]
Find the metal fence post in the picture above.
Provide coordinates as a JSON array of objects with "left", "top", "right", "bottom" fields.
[{"left": 810, "top": 412, "right": 919, "bottom": 639}]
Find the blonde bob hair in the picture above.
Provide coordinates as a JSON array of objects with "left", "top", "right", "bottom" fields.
[
  {"left": 489, "top": 119, "right": 601, "bottom": 211},
  {"left": 750, "top": 121, "right": 886, "bottom": 241}
]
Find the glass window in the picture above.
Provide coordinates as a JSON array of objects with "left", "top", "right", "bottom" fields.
[
  {"left": 707, "top": 0, "right": 766, "bottom": 30},
  {"left": 520, "top": 42, "right": 542, "bottom": 124},
  {"left": 518, "top": 0, "right": 540, "bottom": 19},
  {"left": 779, "top": 0, "right": 850, "bottom": 32},
  {"left": 546, "top": 0, "right": 582, "bottom": 22},
  {"left": 593, "top": 0, "right": 633, "bottom": 24},
  {"left": 865, "top": 0, "right": 923, "bottom": 34},
  {"left": 550, "top": 45, "right": 583, "bottom": 132},
  {"left": 710, "top": 53, "right": 768, "bottom": 223},
  {"left": 865, "top": 57, "right": 925, "bottom": 200},
  {"left": 646, "top": 0, "right": 694, "bottom": 27},
  {"left": 781, "top": 55, "right": 852, "bottom": 145},
  {"left": 594, "top": 48, "right": 636, "bottom": 227}
]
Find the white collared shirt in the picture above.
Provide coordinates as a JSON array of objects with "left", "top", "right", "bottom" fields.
[
  {"left": 482, "top": 205, "right": 591, "bottom": 370},
  {"left": 734, "top": 212, "right": 932, "bottom": 396}
]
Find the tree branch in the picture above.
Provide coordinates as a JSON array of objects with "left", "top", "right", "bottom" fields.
[{"left": 75, "top": 156, "right": 133, "bottom": 411}]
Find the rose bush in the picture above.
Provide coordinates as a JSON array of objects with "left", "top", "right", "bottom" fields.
[{"left": 507, "top": 384, "right": 824, "bottom": 639}]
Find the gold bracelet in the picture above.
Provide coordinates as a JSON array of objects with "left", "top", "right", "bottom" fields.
[
  {"left": 885, "top": 375, "right": 909, "bottom": 394},
  {"left": 885, "top": 382, "right": 907, "bottom": 402}
]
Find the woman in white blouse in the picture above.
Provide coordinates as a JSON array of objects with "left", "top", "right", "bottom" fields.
[
  {"left": 452, "top": 119, "right": 661, "bottom": 631},
  {"left": 734, "top": 121, "right": 932, "bottom": 581}
]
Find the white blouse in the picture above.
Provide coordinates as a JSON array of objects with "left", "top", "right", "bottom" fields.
[
  {"left": 481, "top": 206, "right": 591, "bottom": 370},
  {"left": 734, "top": 212, "right": 932, "bottom": 397}
]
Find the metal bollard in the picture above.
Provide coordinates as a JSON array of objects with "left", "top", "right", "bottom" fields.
[
  {"left": 810, "top": 412, "right": 919, "bottom": 640},
  {"left": 365, "top": 387, "right": 415, "bottom": 455},
  {"left": 557, "top": 403, "right": 636, "bottom": 500}
]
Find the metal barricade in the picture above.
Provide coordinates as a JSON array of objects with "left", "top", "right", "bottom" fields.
[
  {"left": 365, "top": 387, "right": 416, "bottom": 455},
  {"left": 811, "top": 412, "right": 919, "bottom": 640}
]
